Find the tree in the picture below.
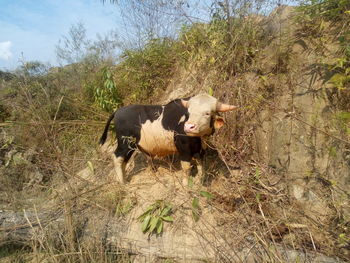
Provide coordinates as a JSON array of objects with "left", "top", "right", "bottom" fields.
[
  {"left": 56, "top": 22, "right": 90, "bottom": 65},
  {"left": 55, "top": 22, "right": 120, "bottom": 66}
]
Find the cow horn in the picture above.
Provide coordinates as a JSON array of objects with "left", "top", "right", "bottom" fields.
[
  {"left": 181, "top": 99, "right": 189, "bottom": 108},
  {"left": 216, "top": 102, "right": 238, "bottom": 112}
]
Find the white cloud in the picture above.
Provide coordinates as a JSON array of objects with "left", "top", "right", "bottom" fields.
[{"left": 0, "top": 41, "right": 12, "bottom": 60}]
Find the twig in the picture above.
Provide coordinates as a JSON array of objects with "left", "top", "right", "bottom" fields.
[
  {"left": 258, "top": 203, "right": 283, "bottom": 262},
  {"left": 308, "top": 230, "right": 317, "bottom": 251}
]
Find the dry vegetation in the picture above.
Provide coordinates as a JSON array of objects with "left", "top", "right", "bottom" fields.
[{"left": 1, "top": 0, "right": 350, "bottom": 262}]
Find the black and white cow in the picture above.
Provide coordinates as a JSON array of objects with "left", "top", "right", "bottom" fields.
[{"left": 99, "top": 94, "right": 238, "bottom": 184}]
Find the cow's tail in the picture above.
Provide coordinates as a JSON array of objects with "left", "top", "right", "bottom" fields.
[{"left": 99, "top": 112, "right": 115, "bottom": 146}]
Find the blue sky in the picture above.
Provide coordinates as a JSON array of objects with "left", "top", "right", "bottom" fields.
[
  {"left": 0, "top": 0, "right": 119, "bottom": 70},
  {"left": 0, "top": 0, "right": 298, "bottom": 71}
]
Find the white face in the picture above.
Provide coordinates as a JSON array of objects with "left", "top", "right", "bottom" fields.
[{"left": 183, "top": 94, "right": 218, "bottom": 136}]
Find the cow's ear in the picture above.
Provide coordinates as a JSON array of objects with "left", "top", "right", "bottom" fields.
[
  {"left": 181, "top": 99, "right": 189, "bottom": 108},
  {"left": 214, "top": 116, "right": 225, "bottom": 130}
]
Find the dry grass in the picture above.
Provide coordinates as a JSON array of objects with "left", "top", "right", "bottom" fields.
[{"left": 1, "top": 3, "right": 350, "bottom": 262}]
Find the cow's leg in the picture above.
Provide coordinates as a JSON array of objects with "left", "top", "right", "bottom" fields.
[
  {"left": 180, "top": 154, "right": 192, "bottom": 186},
  {"left": 113, "top": 155, "right": 125, "bottom": 183},
  {"left": 113, "top": 138, "right": 136, "bottom": 184},
  {"left": 181, "top": 161, "right": 191, "bottom": 186},
  {"left": 193, "top": 153, "right": 204, "bottom": 184},
  {"left": 146, "top": 155, "right": 157, "bottom": 173}
]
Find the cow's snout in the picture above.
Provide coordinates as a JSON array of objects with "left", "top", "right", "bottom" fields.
[{"left": 184, "top": 122, "right": 196, "bottom": 133}]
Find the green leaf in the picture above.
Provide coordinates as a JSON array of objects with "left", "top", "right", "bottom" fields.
[
  {"left": 157, "top": 220, "right": 163, "bottom": 234},
  {"left": 329, "top": 146, "right": 337, "bottom": 157},
  {"left": 188, "top": 176, "right": 194, "bottom": 188},
  {"left": 191, "top": 197, "right": 201, "bottom": 222},
  {"left": 192, "top": 210, "right": 200, "bottom": 222},
  {"left": 192, "top": 197, "right": 199, "bottom": 209},
  {"left": 160, "top": 206, "right": 172, "bottom": 217},
  {"left": 149, "top": 217, "right": 160, "bottom": 233},
  {"left": 106, "top": 71, "right": 111, "bottom": 79},
  {"left": 87, "top": 161, "right": 94, "bottom": 173},
  {"left": 260, "top": 75, "right": 267, "bottom": 82},
  {"left": 255, "top": 168, "right": 260, "bottom": 179},
  {"left": 208, "top": 87, "right": 214, "bottom": 96},
  {"left": 337, "top": 112, "right": 350, "bottom": 121},
  {"left": 138, "top": 212, "right": 147, "bottom": 221},
  {"left": 200, "top": 191, "right": 214, "bottom": 200},
  {"left": 161, "top": 216, "right": 174, "bottom": 222},
  {"left": 256, "top": 193, "right": 261, "bottom": 203},
  {"left": 138, "top": 204, "right": 155, "bottom": 220},
  {"left": 346, "top": 127, "right": 350, "bottom": 135},
  {"left": 141, "top": 215, "right": 151, "bottom": 233},
  {"left": 330, "top": 73, "right": 346, "bottom": 87}
]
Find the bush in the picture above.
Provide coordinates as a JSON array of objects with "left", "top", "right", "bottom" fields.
[
  {"left": 178, "top": 17, "right": 262, "bottom": 76},
  {"left": 113, "top": 38, "right": 177, "bottom": 103},
  {"left": 84, "top": 66, "right": 122, "bottom": 112},
  {"left": 298, "top": 0, "right": 350, "bottom": 90}
]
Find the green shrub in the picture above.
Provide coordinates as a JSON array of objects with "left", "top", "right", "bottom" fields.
[
  {"left": 114, "top": 38, "right": 177, "bottom": 103},
  {"left": 84, "top": 66, "right": 122, "bottom": 112},
  {"left": 178, "top": 17, "right": 262, "bottom": 76},
  {"left": 89, "top": 11, "right": 263, "bottom": 108},
  {"left": 138, "top": 200, "right": 174, "bottom": 235},
  {"left": 299, "top": 0, "right": 350, "bottom": 21},
  {"left": 298, "top": 0, "right": 350, "bottom": 90}
]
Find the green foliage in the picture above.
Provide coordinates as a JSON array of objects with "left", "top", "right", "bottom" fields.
[
  {"left": 338, "top": 233, "right": 350, "bottom": 247},
  {"left": 17, "top": 61, "right": 49, "bottom": 77},
  {"left": 0, "top": 69, "right": 15, "bottom": 81},
  {"left": 329, "top": 146, "right": 337, "bottom": 157},
  {"left": 191, "top": 191, "right": 214, "bottom": 222},
  {"left": 336, "top": 112, "right": 350, "bottom": 121},
  {"left": 114, "top": 38, "right": 177, "bottom": 103},
  {"left": 88, "top": 66, "right": 121, "bottom": 112},
  {"left": 208, "top": 87, "right": 214, "bottom": 96},
  {"left": 299, "top": 0, "right": 350, "bottom": 21},
  {"left": 200, "top": 190, "right": 215, "bottom": 199},
  {"left": 191, "top": 196, "right": 201, "bottom": 222},
  {"left": 115, "top": 199, "right": 135, "bottom": 217},
  {"left": 0, "top": 59, "right": 106, "bottom": 194},
  {"left": 138, "top": 200, "right": 174, "bottom": 235},
  {"left": 178, "top": 16, "right": 262, "bottom": 76},
  {"left": 0, "top": 244, "right": 29, "bottom": 261},
  {"left": 298, "top": 0, "right": 350, "bottom": 90},
  {"left": 330, "top": 71, "right": 350, "bottom": 89},
  {"left": 95, "top": 14, "right": 263, "bottom": 108}
]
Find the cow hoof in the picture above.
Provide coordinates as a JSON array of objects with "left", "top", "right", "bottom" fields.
[
  {"left": 182, "top": 177, "right": 189, "bottom": 187},
  {"left": 114, "top": 175, "right": 125, "bottom": 184},
  {"left": 193, "top": 175, "right": 202, "bottom": 185}
]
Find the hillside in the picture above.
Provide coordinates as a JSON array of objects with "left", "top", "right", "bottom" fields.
[{"left": 1, "top": 3, "right": 350, "bottom": 263}]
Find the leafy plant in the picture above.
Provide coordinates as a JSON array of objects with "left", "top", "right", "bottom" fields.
[
  {"left": 138, "top": 200, "right": 174, "bottom": 235},
  {"left": 298, "top": 0, "right": 350, "bottom": 21},
  {"left": 338, "top": 233, "right": 350, "bottom": 247},
  {"left": 200, "top": 190, "right": 215, "bottom": 199},
  {"left": 95, "top": 67, "right": 121, "bottom": 111},
  {"left": 116, "top": 199, "right": 135, "bottom": 217},
  {"left": 191, "top": 191, "right": 215, "bottom": 222},
  {"left": 113, "top": 38, "right": 177, "bottom": 103},
  {"left": 178, "top": 13, "right": 262, "bottom": 77},
  {"left": 297, "top": 0, "right": 350, "bottom": 90},
  {"left": 191, "top": 197, "right": 201, "bottom": 222}
]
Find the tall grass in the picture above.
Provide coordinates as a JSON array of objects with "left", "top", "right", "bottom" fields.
[{"left": 1, "top": 1, "right": 350, "bottom": 261}]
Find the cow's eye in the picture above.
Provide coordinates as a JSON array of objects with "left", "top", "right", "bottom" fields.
[{"left": 205, "top": 112, "right": 211, "bottom": 116}]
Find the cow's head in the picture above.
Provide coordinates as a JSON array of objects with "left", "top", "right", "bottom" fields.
[{"left": 181, "top": 94, "right": 238, "bottom": 136}]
